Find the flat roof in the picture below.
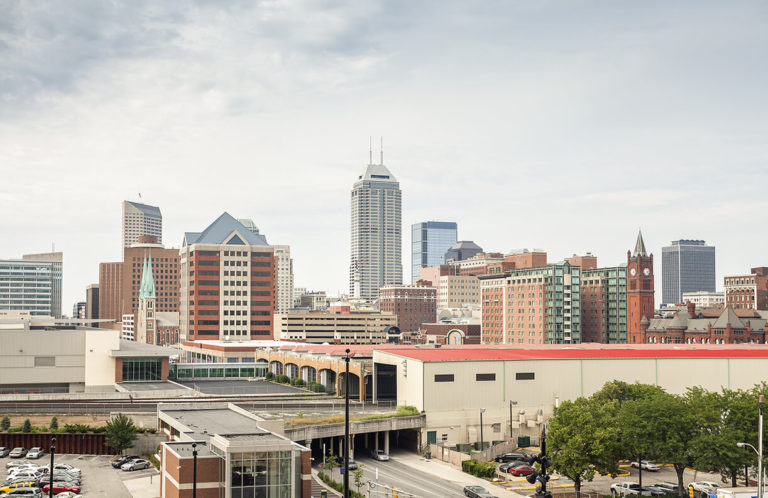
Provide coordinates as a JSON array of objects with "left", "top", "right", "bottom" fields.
[
  {"left": 111, "top": 340, "right": 177, "bottom": 358},
  {"left": 374, "top": 344, "right": 768, "bottom": 362},
  {"left": 163, "top": 408, "right": 267, "bottom": 438}
]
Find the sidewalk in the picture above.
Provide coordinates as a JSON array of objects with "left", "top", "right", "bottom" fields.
[
  {"left": 390, "top": 451, "right": 527, "bottom": 498},
  {"left": 123, "top": 473, "right": 161, "bottom": 498}
]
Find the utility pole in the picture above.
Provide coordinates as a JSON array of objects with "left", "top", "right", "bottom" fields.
[
  {"left": 509, "top": 401, "right": 517, "bottom": 445},
  {"left": 344, "top": 348, "right": 350, "bottom": 498},
  {"left": 480, "top": 408, "right": 486, "bottom": 451},
  {"left": 192, "top": 442, "right": 198, "bottom": 498}
]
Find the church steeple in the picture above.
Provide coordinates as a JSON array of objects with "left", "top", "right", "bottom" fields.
[
  {"left": 139, "top": 252, "right": 156, "bottom": 300},
  {"left": 633, "top": 230, "right": 647, "bottom": 257}
]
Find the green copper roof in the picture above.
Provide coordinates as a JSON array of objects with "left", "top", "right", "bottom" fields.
[{"left": 139, "top": 252, "right": 156, "bottom": 300}]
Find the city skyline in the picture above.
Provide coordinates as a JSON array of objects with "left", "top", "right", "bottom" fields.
[{"left": 1, "top": 1, "right": 766, "bottom": 313}]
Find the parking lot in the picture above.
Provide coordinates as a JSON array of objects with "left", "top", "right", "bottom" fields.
[
  {"left": 491, "top": 456, "right": 725, "bottom": 495},
  {"left": 1, "top": 453, "right": 159, "bottom": 497}
]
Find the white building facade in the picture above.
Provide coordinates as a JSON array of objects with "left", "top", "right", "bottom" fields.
[
  {"left": 122, "top": 200, "right": 163, "bottom": 249},
  {"left": 273, "top": 245, "right": 294, "bottom": 314}
]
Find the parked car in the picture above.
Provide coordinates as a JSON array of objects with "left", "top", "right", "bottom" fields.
[
  {"left": 689, "top": 481, "right": 722, "bottom": 498},
  {"left": 372, "top": 450, "right": 389, "bottom": 462},
  {"left": 25, "top": 448, "right": 44, "bottom": 460},
  {"left": 122, "top": 458, "right": 151, "bottom": 471},
  {"left": 0, "top": 482, "right": 39, "bottom": 494},
  {"left": 6, "top": 460, "right": 34, "bottom": 469},
  {"left": 463, "top": 485, "right": 495, "bottom": 498},
  {"left": 48, "top": 473, "right": 81, "bottom": 485},
  {"left": 611, "top": 481, "right": 652, "bottom": 496},
  {"left": 0, "top": 447, "right": 10, "bottom": 458},
  {"left": 8, "top": 448, "right": 27, "bottom": 459},
  {"left": 495, "top": 452, "right": 532, "bottom": 463},
  {"left": 4, "top": 487, "right": 43, "bottom": 497},
  {"left": 509, "top": 464, "right": 536, "bottom": 477},
  {"left": 652, "top": 482, "right": 680, "bottom": 494},
  {"left": 631, "top": 460, "right": 661, "bottom": 472},
  {"left": 42, "top": 483, "right": 81, "bottom": 495},
  {"left": 500, "top": 461, "right": 530, "bottom": 473},
  {"left": 54, "top": 492, "right": 83, "bottom": 498},
  {"left": 111, "top": 455, "right": 140, "bottom": 469},
  {"left": 8, "top": 469, "right": 44, "bottom": 481},
  {"left": 345, "top": 459, "right": 358, "bottom": 470}
]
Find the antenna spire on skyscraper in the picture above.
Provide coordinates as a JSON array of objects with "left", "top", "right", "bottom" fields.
[
  {"left": 380, "top": 136, "right": 384, "bottom": 165},
  {"left": 369, "top": 136, "right": 372, "bottom": 165}
]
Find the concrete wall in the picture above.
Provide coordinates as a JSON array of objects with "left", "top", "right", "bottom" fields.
[
  {"left": 0, "top": 329, "right": 86, "bottom": 386},
  {"left": 84, "top": 328, "right": 120, "bottom": 391}
]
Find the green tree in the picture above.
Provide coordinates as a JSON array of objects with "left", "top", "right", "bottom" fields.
[
  {"left": 104, "top": 413, "right": 138, "bottom": 454},
  {"left": 49, "top": 416, "right": 59, "bottom": 431},
  {"left": 353, "top": 464, "right": 366, "bottom": 495},
  {"left": 548, "top": 397, "right": 621, "bottom": 498},
  {"left": 22, "top": 419, "right": 31, "bottom": 433},
  {"left": 592, "top": 380, "right": 665, "bottom": 407},
  {"left": 0, "top": 416, "right": 10, "bottom": 431},
  {"left": 324, "top": 450, "right": 339, "bottom": 475},
  {"left": 617, "top": 392, "right": 670, "bottom": 490}
]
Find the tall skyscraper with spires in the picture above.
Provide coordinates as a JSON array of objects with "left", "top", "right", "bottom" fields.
[{"left": 350, "top": 141, "right": 402, "bottom": 302}]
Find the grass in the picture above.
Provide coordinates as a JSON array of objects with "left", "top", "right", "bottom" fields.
[{"left": 285, "top": 405, "right": 420, "bottom": 428}]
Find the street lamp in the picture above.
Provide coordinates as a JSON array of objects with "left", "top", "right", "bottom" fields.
[
  {"left": 343, "top": 348, "right": 350, "bottom": 498},
  {"left": 480, "top": 408, "right": 486, "bottom": 452},
  {"left": 737, "top": 394, "right": 765, "bottom": 498},
  {"left": 48, "top": 436, "right": 55, "bottom": 498},
  {"left": 192, "top": 442, "right": 198, "bottom": 498}
]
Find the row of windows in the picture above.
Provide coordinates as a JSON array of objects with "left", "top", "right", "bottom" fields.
[{"left": 433, "top": 372, "right": 535, "bottom": 382}]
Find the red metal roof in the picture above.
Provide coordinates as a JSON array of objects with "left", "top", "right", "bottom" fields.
[{"left": 373, "top": 344, "right": 768, "bottom": 362}]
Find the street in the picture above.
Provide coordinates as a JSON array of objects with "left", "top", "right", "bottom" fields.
[{"left": 324, "top": 452, "right": 467, "bottom": 498}]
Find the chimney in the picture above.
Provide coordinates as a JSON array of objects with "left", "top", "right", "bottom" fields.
[{"left": 687, "top": 301, "right": 695, "bottom": 316}]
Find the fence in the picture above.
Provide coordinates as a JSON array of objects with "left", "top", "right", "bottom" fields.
[
  {"left": 428, "top": 443, "right": 471, "bottom": 468},
  {"left": 0, "top": 432, "right": 166, "bottom": 456},
  {"left": 474, "top": 439, "right": 541, "bottom": 462}
]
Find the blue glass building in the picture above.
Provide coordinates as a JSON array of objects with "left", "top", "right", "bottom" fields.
[{"left": 411, "top": 221, "right": 458, "bottom": 283}]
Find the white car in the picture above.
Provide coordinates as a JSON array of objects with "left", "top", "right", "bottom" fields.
[
  {"left": 42, "top": 463, "right": 81, "bottom": 474},
  {"left": 689, "top": 482, "right": 722, "bottom": 494},
  {"left": 54, "top": 492, "right": 83, "bottom": 498},
  {"left": 630, "top": 460, "right": 660, "bottom": 472},
  {"left": 611, "top": 482, "right": 652, "bottom": 496},
  {"left": 372, "top": 450, "right": 390, "bottom": 461},
  {"left": 121, "top": 458, "right": 151, "bottom": 471},
  {"left": 26, "top": 448, "right": 44, "bottom": 460},
  {"left": 8, "top": 469, "right": 43, "bottom": 481}
]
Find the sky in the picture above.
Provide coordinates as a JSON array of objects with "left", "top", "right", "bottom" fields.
[{"left": 1, "top": 0, "right": 767, "bottom": 314}]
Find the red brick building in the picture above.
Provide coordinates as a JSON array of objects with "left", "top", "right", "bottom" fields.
[
  {"left": 628, "top": 231, "right": 655, "bottom": 343},
  {"left": 180, "top": 213, "right": 276, "bottom": 341},
  {"left": 379, "top": 283, "right": 437, "bottom": 333},
  {"left": 724, "top": 267, "right": 768, "bottom": 310},
  {"left": 565, "top": 253, "right": 597, "bottom": 270},
  {"left": 409, "top": 323, "right": 482, "bottom": 344},
  {"left": 643, "top": 303, "right": 768, "bottom": 344}
]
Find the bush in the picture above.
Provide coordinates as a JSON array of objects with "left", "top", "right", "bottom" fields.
[
  {"left": 22, "top": 419, "right": 31, "bottom": 433},
  {"left": 317, "top": 471, "right": 364, "bottom": 498},
  {"left": 461, "top": 459, "right": 496, "bottom": 478},
  {"left": 395, "top": 405, "right": 419, "bottom": 416},
  {"left": 290, "top": 377, "right": 305, "bottom": 387},
  {"left": 265, "top": 371, "right": 274, "bottom": 380},
  {"left": 50, "top": 416, "right": 58, "bottom": 430},
  {"left": 1, "top": 416, "right": 10, "bottom": 431},
  {"left": 276, "top": 374, "right": 290, "bottom": 384}
]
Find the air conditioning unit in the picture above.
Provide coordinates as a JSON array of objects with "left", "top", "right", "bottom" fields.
[{"left": 527, "top": 420, "right": 538, "bottom": 428}]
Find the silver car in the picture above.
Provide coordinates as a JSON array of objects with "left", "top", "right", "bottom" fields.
[
  {"left": 121, "top": 458, "right": 151, "bottom": 471},
  {"left": 26, "top": 448, "right": 44, "bottom": 460}
]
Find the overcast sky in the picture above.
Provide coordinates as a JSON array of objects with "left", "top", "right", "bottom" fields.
[{"left": 1, "top": 0, "right": 767, "bottom": 314}]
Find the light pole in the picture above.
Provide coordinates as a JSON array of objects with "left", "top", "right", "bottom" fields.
[
  {"left": 761, "top": 395, "right": 765, "bottom": 498},
  {"left": 192, "top": 442, "right": 198, "bottom": 498},
  {"left": 480, "top": 408, "right": 486, "bottom": 452},
  {"left": 48, "top": 436, "right": 55, "bottom": 498},
  {"left": 343, "top": 348, "right": 350, "bottom": 498}
]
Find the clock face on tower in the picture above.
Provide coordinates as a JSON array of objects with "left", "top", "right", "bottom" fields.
[
  {"left": 643, "top": 267, "right": 651, "bottom": 276},
  {"left": 630, "top": 268, "right": 637, "bottom": 276}
]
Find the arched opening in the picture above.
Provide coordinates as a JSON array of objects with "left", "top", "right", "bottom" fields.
[
  {"left": 319, "top": 369, "right": 336, "bottom": 393},
  {"left": 285, "top": 363, "right": 299, "bottom": 379},
  {"left": 269, "top": 361, "right": 283, "bottom": 375},
  {"left": 301, "top": 366, "right": 317, "bottom": 383},
  {"left": 340, "top": 372, "right": 360, "bottom": 399},
  {"left": 447, "top": 329, "right": 465, "bottom": 345}
]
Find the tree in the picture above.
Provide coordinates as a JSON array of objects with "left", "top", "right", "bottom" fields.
[
  {"left": 592, "top": 380, "right": 665, "bottom": 407},
  {"left": 0, "top": 416, "right": 10, "bottom": 431},
  {"left": 617, "top": 392, "right": 670, "bottom": 490},
  {"left": 105, "top": 413, "right": 138, "bottom": 454},
  {"left": 353, "top": 464, "right": 366, "bottom": 495},
  {"left": 548, "top": 397, "right": 621, "bottom": 498},
  {"left": 22, "top": 419, "right": 31, "bottom": 433},
  {"left": 324, "top": 450, "right": 339, "bottom": 475},
  {"left": 652, "top": 391, "right": 703, "bottom": 496},
  {"left": 49, "top": 416, "right": 59, "bottom": 431}
]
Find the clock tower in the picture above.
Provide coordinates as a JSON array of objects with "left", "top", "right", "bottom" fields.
[{"left": 627, "top": 230, "right": 654, "bottom": 343}]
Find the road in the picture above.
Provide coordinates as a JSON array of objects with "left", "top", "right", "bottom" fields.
[{"left": 325, "top": 453, "right": 466, "bottom": 498}]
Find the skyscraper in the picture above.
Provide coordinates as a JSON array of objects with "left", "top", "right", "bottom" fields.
[
  {"left": 0, "top": 252, "right": 62, "bottom": 318},
  {"left": 662, "top": 240, "right": 716, "bottom": 304},
  {"left": 411, "top": 221, "right": 457, "bottom": 283},
  {"left": 350, "top": 144, "right": 402, "bottom": 302},
  {"left": 122, "top": 200, "right": 163, "bottom": 248},
  {"left": 627, "top": 231, "right": 654, "bottom": 343},
  {"left": 21, "top": 252, "right": 63, "bottom": 318},
  {"left": 238, "top": 219, "right": 294, "bottom": 314}
]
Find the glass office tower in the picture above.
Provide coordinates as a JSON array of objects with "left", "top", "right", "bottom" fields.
[
  {"left": 411, "top": 221, "right": 458, "bottom": 283},
  {"left": 662, "top": 240, "right": 716, "bottom": 304}
]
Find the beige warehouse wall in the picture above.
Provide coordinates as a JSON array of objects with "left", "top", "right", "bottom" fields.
[
  {"left": 0, "top": 330, "right": 85, "bottom": 385},
  {"left": 84, "top": 328, "right": 120, "bottom": 390}
]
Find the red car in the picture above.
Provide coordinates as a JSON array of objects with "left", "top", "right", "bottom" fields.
[
  {"left": 43, "top": 482, "right": 82, "bottom": 494},
  {"left": 509, "top": 465, "right": 536, "bottom": 476}
]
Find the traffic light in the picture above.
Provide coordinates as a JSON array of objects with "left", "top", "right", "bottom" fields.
[{"left": 525, "top": 448, "right": 553, "bottom": 497}]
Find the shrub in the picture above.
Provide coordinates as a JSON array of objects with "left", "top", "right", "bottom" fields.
[
  {"left": 461, "top": 459, "right": 496, "bottom": 478},
  {"left": 265, "top": 371, "right": 274, "bottom": 380},
  {"left": 22, "top": 419, "right": 31, "bottom": 433},
  {"left": 290, "top": 378, "right": 305, "bottom": 387},
  {"left": 395, "top": 405, "right": 419, "bottom": 416},
  {"left": 50, "top": 416, "right": 58, "bottom": 430},
  {"left": 276, "top": 374, "right": 290, "bottom": 384},
  {"left": 1, "top": 416, "right": 10, "bottom": 431}
]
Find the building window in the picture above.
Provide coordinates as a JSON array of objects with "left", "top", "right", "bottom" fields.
[
  {"left": 34, "top": 356, "right": 56, "bottom": 367},
  {"left": 476, "top": 373, "right": 495, "bottom": 381},
  {"left": 122, "top": 358, "right": 162, "bottom": 382},
  {"left": 434, "top": 374, "right": 454, "bottom": 382},
  {"left": 515, "top": 372, "right": 535, "bottom": 380}
]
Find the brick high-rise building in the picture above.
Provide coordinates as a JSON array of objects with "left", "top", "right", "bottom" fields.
[
  {"left": 480, "top": 262, "right": 581, "bottom": 344},
  {"left": 566, "top": 253, "right": 598, "bottom": 271},
  {"left": 503, "top": 249, "right": 547, "bottom": 269},
  {"left": 98, "top": 262, "right": 123, "bottom": 327},
  {"left": 379, "top": 284, "right": 437, "bottom": 333},
  {"left": 627, "top": 231, "right": 655, "bottom": 343},
  {"left": 724, "top": 267, "right": 768, "bottom": 310},
  {"left": 180, "top": 213, "right": 276, "bottom": 341}
]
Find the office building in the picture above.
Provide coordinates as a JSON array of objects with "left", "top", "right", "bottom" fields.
[
  {"left": 98, "top": 262, "right": 123, "bottom": 326},
  {"left": 299, "top": 291, "right": 327, "bottom": 310},
  {"left": 85, "top": 284, "right": 99, "bottom": 326},
  {"left": 444, "top": 241, "right": 483, "bottom": 263},
  {"left": 72, "top": 301, "right": 86, "bottom": 321},
  {"left": 379, "top": 284, "right": 437, "bottom": 333},
  {"left": 350, "top": 148, "right": 402, "bottom": 302},
  {"left": 411, "top": 221, "right": 457, "bottom": 283},
  {"left": 436, "top": 274, "right": 481, "bottom": 308},
  {"left": 628, "top": 231, "right": 655, "bottom": 343},
  {"left": 581, "top": 266, "right": 628, "bottom": 344},
  {"left": 450, "top": 252, "right": 504, "bottom": 276},
  {"left": 275, "top": 304, "right": 398, "bottom": 344},
  {"left": 504, "top": 249, "right": 548, "bottom": 270},
  {"left": 122, "top": 200, "right": 162, "bottom": 249},
  {"left": 662, "top": 240, "right": 716, "bottom": 304},
  {"left": 683, "top": 290, "right": 725, "bottom": 309},
  {"left": 565, "top": 253, "right": 598, "bottom": 271},
  {"left": 180, "top": 213, "right": 275, "bottom": 341},
  {"left": 480, "top": 262, "right": 581, "bottom": 344},
  {"left": 0, "top": 252, "right": 62, "bottom": 318},
  {"left": 273, "top": 245, "right": 294, "bottom": 313},
  {"left": 724, "top": 268, "right": 768, "bottom": 310}
]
